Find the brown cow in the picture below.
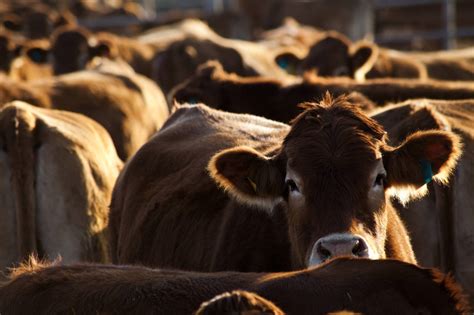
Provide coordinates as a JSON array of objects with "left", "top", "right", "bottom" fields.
[
  {"left": 171, "top": 61, "right": 474, "bottom": 123},
  {"left": 275, "top": 32, "right": 426, "bottom": 80},
  {"left": 0, "top": 68, "right": 168, "bottom": 160},
  {"left": 0, "top": 101, "right": 122, "bottom": 270},
  {"left": 0, "top": 258, "right": 469, "bottom": 314},
  {"left": 49, "top": 26, "right": 155, "bottom": 77},
  {"left": 370, "top": 98, "right": 474, "bottom": 305},
  {"left": 282, "top": 33, "right": 474, "bottom": 81},
  {"left": 110, "top": 95, "right": 461, "bottom": 272},
  {"left": 150, "top": 24, "right": 291, "bottom": 94},
  {"left": 1, "top": 4, "right": 76, "bottom": 39}
]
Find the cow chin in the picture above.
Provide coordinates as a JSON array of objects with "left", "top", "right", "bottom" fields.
[{"left": 306, "top": 233, "right": 380, "bottom": 267}]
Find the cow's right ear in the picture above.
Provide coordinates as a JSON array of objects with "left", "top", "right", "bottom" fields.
[
  {"left": 383, "top": 130, "right": 461, "bottom": 199},
  {"left": 208, "top": 146, "right": 284, "bottom": 208},
  {"left": 26, "top": 47, "right": 50, "bottom": 64}
]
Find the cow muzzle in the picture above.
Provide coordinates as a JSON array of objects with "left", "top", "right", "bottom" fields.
[{"left": 308, "top": 233, "right": 370, "bottom": 266}]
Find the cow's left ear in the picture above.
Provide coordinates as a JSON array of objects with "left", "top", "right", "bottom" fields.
[
  {"left": 208, "top": 146, "right": 284, "bottom": 209},
  {"left": 383, "top": 130, "right": 461, "bottom": 191},
  {"left": 274, "top": 51, "right": 303, "bottom": 74},
  {"left": 350, "top": 42, "right": 378, "bottom": 80}
]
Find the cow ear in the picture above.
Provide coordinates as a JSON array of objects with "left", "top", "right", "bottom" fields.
[
  {"left": 384, "top": 130, "right": 461, "bottom": 193},
  {"left": 26, "top": 47, "right": 50, "bottom": 64},
  {"left": 89, "top": 41, "right": 113, "bottom": 58},
  {"left": 209, "top": 146, "right": 284, "bottom": 208},
  {"left": 350, "top": 42, "right": 378, "bottom": 80},
  {"left": 274, "top": 51, "right": 302, "bottom": 74}
]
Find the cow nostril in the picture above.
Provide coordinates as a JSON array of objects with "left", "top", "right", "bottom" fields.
[
  {"left": 352, "top": 239, "right": 368, "bottom": 257},
  {"left": 317, "top": 242, "right": 332, "bottom": 260}
]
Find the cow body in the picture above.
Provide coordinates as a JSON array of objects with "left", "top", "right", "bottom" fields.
[
  {"left": 0, "top": 101, "right": 122, "bottom": 270},
  {"left": 0, "top": 258, "right": 469, "bottom": 315},
  {"left": 0, "top": 68, "right": 169, "bottom": 160},
  {"left": 111, "top": 104, "right": 292, "bottom": 271},
  {"left": 111, "top": 98, "right": 460, "bottom": 272},
  {"left": 172, "top": 62, "right": 474, "bottom": 123}
]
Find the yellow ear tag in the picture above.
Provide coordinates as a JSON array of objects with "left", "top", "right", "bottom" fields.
[{"left": 247, "top": 178, "right": 257, "bottom": 193}]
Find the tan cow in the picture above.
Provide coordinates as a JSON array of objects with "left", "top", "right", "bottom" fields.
[
  {"left": 0, "top": 66, "right": 169, "bottom": 160},
  {"left": 0, "top": 101, "right": 122, "bottom": 271}
]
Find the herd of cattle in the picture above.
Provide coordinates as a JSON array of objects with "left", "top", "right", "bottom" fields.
[{"left": 0, "top": 2, "right": 474, "bottom": 314}]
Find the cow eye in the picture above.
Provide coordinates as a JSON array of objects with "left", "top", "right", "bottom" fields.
[
  {"left": 286, "top": 179, "right": 299, "bottom": 193},
  {"left": 374, "top": 173, "right": 386, "bottom": 187}
]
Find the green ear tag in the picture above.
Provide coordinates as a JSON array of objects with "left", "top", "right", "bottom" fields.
[{"left": 420, "top": 160, "right": 433, "bottom": 184}]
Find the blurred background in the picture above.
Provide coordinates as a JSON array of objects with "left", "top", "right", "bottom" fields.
[{"left": 2, "top": 0, "right": 474, "bottom": 51}]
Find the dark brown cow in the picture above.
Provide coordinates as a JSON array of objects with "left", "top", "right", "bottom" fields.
[
  {"left": 0, "top": 68, "right": 168, "bottom": 160},
  {"left": 171, "top": 61, "right": 474, "bottom": 123},
  {"left": 49, "top": 26, "right": 155, "bottom": 77},
  {"left": 110, "top": 96, "right": 461, "bottom": 272},
  {"left": 371, "top": 98, "right": 474, "bottom": 305},
  {"left": 0, "top": 258, "right": 469, "bottom": 314}
]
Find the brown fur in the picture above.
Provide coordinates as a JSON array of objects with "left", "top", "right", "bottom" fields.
[
  {"left": 111, "top": 96, "right": 460, "bottom": 272},
  {"left": 171, "top": 61, "right": 474, "bottom": 123},
  {"left": 0, "top": 69, "right": 168, "bottom": 160},
  {"left": 371, "top": 99, "right": 474, "bottom": 305},
  {"left": 0, "top": 258, "right": 470, "bottom": 314},
  {"left": 50, "top": 26, "right": 155, "bottom": 77},
  {"left": 8, "top": 39, "right": 52, "bottom": 81},
  {"left": 0, "top": 101, "right": 122, "bottom": 270}
]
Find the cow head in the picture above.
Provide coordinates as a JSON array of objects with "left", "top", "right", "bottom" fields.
[
  {"left": 153, "top": 38, "right": 253, "bottom": 94},
  {"left": 284, "top": 32, "right": 378, "bottom": 80},
  {"left": 170, "top": 61, "right": 227, "bottom": 108},
  {"left": 50, "top": 27, "right": 116, "bottom": 75},
  {"left": 209, "top": 94, "right": 461, "bottom": 268}
]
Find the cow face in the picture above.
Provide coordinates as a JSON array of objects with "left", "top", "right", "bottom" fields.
[
  {"left": 300, "top": 33, "right": 378, "bottom": 80},
  {"left": 153, "top": 38, "right": 252, "bottom": 94},
  {"left": 51, "top": 28, "right": 90, "bottom": 75},
  {"left": 51, "top": 27, "right": 113, "bottom": 75},
  {"left": 170, "top": 61, "right": 226, "bottom": 108},
  {"left": 209, "top": 94, "right": 461, "bottom": 268}
]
